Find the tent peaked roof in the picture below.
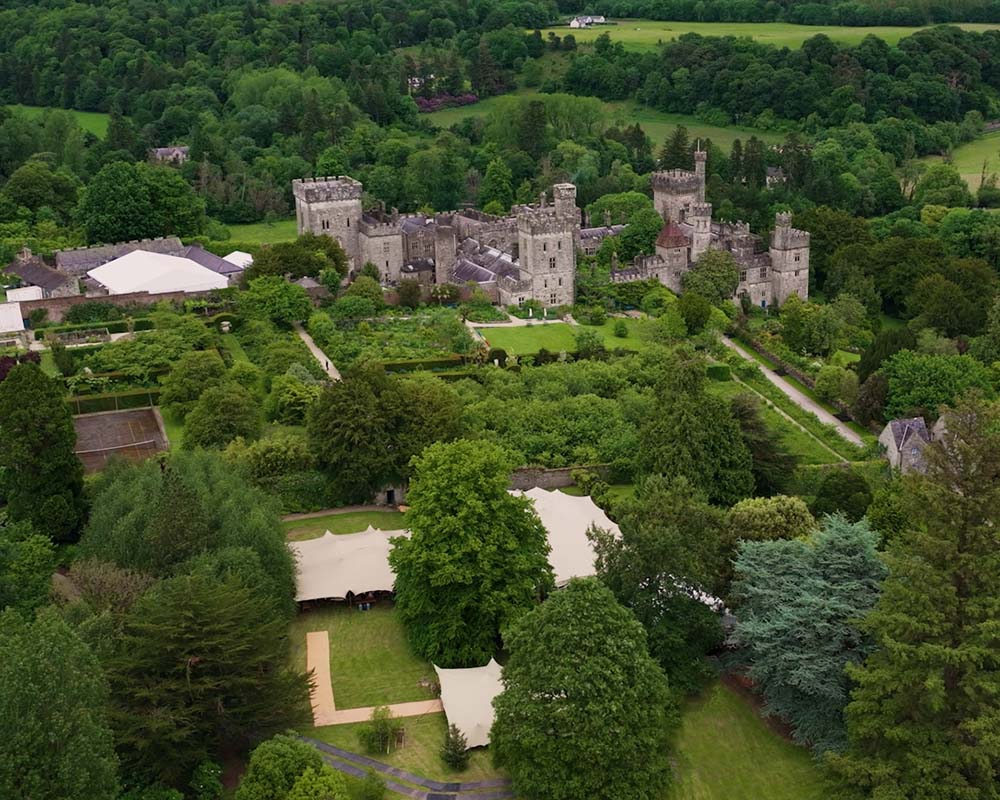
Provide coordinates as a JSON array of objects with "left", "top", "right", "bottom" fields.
[
  {"left": 514, "top": 487, "right": 619, "bottom": 586},
  {"left": 434, "top": 659, "right": 504, "bottom": 749},
  {"left": 289, "top": 528, "right": 409, "bottom": 602},
  {"left": 87, "top": 249, "right": 229, "bottom": 295}
]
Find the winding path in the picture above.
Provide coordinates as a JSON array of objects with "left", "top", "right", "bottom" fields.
[
  {"left": 720, "top": 336, "right": 863, "bottom": 447},
  {"left": 300, "top": 736, "right": 514, "bottom": 799},
  {"left": 293, "top": 321, "right": 341, "bottom": 380}
]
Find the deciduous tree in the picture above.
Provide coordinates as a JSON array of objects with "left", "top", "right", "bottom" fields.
[
  {"left": 492, "top": 578, "right": 676, "bottom": 800},
  {"left": 682, "top": 249, "right": 740, "bottom": 304}
]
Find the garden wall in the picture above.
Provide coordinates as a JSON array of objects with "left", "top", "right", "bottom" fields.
[{"left": 510, "top": 464, "right": 612, "bottom": 490}]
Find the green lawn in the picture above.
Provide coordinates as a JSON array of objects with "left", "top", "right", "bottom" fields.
[
  {"left": 542, "top": 19, "right": 1000, "bottom": 51},
  {"left": 310, "top": 713, "right": 505, "bottom": 785},
  {"left": 288, "top": 603, "right": 435, "bottom": 709},
  {"left": 922, "top": 129, "right": 1000, "bottom": 190},
  {"left": 39, "top": 350, "right": 59, "bottom": 377},
  {"left": 7, "top": 104, "right": 110, "bottom": 137},
  {"left": 424, "top": 92, "right": 780, "bottom": 149},
  {"left": 669, "top": 682, "right": 828, "bottom": 800},
  {"left": 220, "top": 333, "right": 251, "bottom": 363},
  {"left": 479, "top": 322, "right": 579, "bottom": 355},
  {"left": 159, "top": 408, "right": 184, "bottom": 449},
  {"left": 227, "top": 217, "right": 298, "bottom": 244},
  {"left": 282, "top": 510, "right": 407, "bottom": 542}
]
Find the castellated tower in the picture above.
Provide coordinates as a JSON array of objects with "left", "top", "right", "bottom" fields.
[
  {"left": 768, "top": 211, "right": 810, "bottom": 305},
  {"left": 652, "top": 146, "right": 707, "bottom": 222},
  {"left": 292, "top": 177, "right": 363, "bottom": 268},
  {"left": 693, "top": 148, "right": 707, "bottom": 202},
  {"left": 517, "top": 183, "right": 579, "bottom": 307},
  {"left": 689, "top": 201, "right": 712, "bottom": 261}
]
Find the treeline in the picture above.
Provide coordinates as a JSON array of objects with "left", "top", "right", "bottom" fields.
[{"left": 572, "top": 0, "right": 1000, "bottom": 25}]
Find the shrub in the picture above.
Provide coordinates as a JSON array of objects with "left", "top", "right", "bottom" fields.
[
  {"left": 397, "top": 279, "right": 422, "bottom": 310},
  {"left": 613, "top": 319, "right": 628, "bottom": 338},
  {"left": 706, "top": 364, "right": 731, "bottom": 381},
  {"left": 329, "top": 295, "right": 376, "bottom": 320},
  {"left": 440, "top": 724, "right": 469, "bottom": 770},
  {"left": 64, "top": 301, "right": 125, "bottom": 325},
  {"left": 358, "top": 707, "right": 403, "bottom": 756},
  {"left": 678, "top": 292, "right": 712, "bottom": 333},
  {"left": 357, "top": 771, "right": 386, "bottom": 800}
]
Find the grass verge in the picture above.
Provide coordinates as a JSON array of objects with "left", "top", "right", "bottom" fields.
[{"left": 282, "top": 510, "right": 407, "bottom": 541}]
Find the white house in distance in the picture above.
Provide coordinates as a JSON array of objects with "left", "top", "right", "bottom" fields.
[
  {"left": 570, "top": 15, "right": 607, "bottom": 28},
  {"left": 87, "top": 250, "right": 231, "bottom": 295}
]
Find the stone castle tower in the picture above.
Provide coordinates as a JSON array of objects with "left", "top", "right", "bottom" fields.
[
  {"left": 768, "top": 211, "right": 810, "bottom": 305},
  {"left": 652, "top": 147, "right": 706, "bottom": 222},
  {"left": 292, "top": 177, "right": 363, "bottom": 268},
  {"left": 516, "top": 183, "right": 579, "bottom": 307}
]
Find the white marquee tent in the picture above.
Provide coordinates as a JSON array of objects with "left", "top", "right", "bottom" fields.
[
  {"left": 87, "top": 249, "right": 230, "bottom": 295},
  {"left": 513, "top": 487, "right": 619, "bottom": 586},
  {"left": 223, "top": 250, "right": 254, "bottom": 269},
  {"left": 0, "top": 302, "right": 24, "bottom": 334},
  {"left": 434, "top": 658, "right": 504, "bottom": 749},
  {"left": 289, "top": 527, "right": 409, "bottom": 602}
]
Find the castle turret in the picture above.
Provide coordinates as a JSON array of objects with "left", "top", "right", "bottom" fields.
[
  {"left": 768, "top": 211, "right": 810, "bottom": 306},
  {"left": 517, "top": 186, "right": 578, "bottom": 307},
  {"left": 292, "top": 176, "right": 363, "bottom": 268},
  {"left": 652, "top": 169, "right": 702, "bottom": 224},
  {"left": 693, "top": 147, "right": 707, "bottom": 202},
  {"left": 689, "top": 201, "right": 712, "bottom": 261},
  {"left": 433, "top": 222, "right": 457, "bottom": 286}
]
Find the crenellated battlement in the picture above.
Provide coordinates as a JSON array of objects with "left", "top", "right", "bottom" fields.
[
  {"left": 651, "top": 170, "right": 701, "bottom": 193},
  {"left": 771, "top": 211, "right": 810, "bottom": 250},
  {"left": 292, "top": 176, "right": 362, "bottom": 203},
  {"left": 689, "top": 202, "right": 712, "bottom": 218}
]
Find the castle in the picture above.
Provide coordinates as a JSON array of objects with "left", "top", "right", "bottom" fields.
[
  {"left": 292, "top": 162, "right": 809, "bottom": 308},
  {"left": 613, "top": 150, "right": 810, "bottom": 308}
]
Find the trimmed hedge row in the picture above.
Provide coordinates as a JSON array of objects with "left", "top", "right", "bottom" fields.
[
  {"left": 707, "top": 364, "right": 732, "bottom": 382},
  {"left": 380, "top": 355, "right": 465, "bottom": 373},
  {"left": 36, "top": 318, "right": 155, "bottom": 340},
  {"left": 67, "top": 388, "right": 162, "bottom": 415}
]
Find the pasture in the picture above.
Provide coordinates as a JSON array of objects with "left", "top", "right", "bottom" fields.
[
  {"left": 226, "top": 217, "right": 299, "bottom": 244},
  {"left": 922, "top": 130, "right": 1000, "bottom": 190},
  {"left": 7, "top": 104, "right": 110, "bottom": 137},
  {"left": 424, "top": 93, "right": 781, "bottom": 149},
  {"left": 542, "top": 19, "right": 1000, "bottom": 51}
]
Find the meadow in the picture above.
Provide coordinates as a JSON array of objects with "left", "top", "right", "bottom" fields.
[
  {"left": 226, "top": 217, "right": 299, "bottom": 244},
  {"left": 922, "top": 130, "right": 1000, "bottom": 190},
  {"left": 7, "top": 104, "right": 110, "bottom": 137},
  {"left": 541, "top": 19, "right": 1000, "bottom": 51},
  {"left": 424, "top": 93, "right": 781, "bottom": 149}
]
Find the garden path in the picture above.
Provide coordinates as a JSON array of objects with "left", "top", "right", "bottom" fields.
[
  {"left": 720, "top": 336, "right": 864, "bottom": 446},
  {"left": 301, "top": 736, "right": 514, "bottom": 799},
  {"left": 282, "top": 504, "right": 389, "bottom": 522},
  {"left": 305, "top": 629, "right": 443, "bottom": 727},
  {"left": 293, "top": 321, "right": 341, "bottom": 380}
]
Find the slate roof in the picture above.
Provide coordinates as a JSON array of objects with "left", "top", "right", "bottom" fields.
[
  {"left": 401, "top": 258, "right": 435, "bottom": 273},
  {"left": 181, "top": 244, "right": 243, "bottom": 276},
  {"left": 656, "top": 220, "right": 691, "bottom": 250},
  {"left": 5, "top": 256, "right": 74, "bottom": 292},
  {"left": 55, "top": 237, "right": 184, "bottom": 273},
  {"left": 885, "top": 417, "right": 930, "bottom": 450},
  {"left": 580, "top": 224, "right": 625, "bottom": 240}
]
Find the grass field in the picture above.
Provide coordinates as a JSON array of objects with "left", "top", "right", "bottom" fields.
[
  {"left": 159, "top": 408, "right": 184, "bottom": 449},
  {"left": 282, "top": 510, "right": 407, "bottom": 541},
  {"left": 227, "top": 217, "right": 298, "bottom": 244},
  {"left": 288, "top": 603, "right": 435, "bottom": 709},
  {"left": 923, "top": 130, "right": 1000, "bottom": 190},
  {"left": 310, "top": 712, "right": 505, "bottom": 785},
  {"left": 669, "top": 681, "right": 828, "bottom": 800},
  {"left": 543, "top": 19, "right": 1000, "bottom": 51},
  {"left": 424, "top": 93, "right": 781, "bottom": 149},
  {"left": 479, "top": 318, "right": 654, "bottom": 355},
  {"left": 7, "top": 104, "right": 110, "bottom": 137},
  {"left": 220, "top": 333, "right": 251, "bottom": 363}
]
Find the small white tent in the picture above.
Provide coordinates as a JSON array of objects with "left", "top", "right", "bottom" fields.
[
  {"left": 290, "top": 527, "right": 409, "bottom": 602},
  {"left": 434, "top": 659, "right": 504, "bottom": 749}
]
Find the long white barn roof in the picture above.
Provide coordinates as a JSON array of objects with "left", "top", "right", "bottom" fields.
[{"left": 87, "top": 249, "right": 229, "bottom": 295}]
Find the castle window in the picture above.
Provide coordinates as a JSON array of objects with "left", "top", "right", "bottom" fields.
[
  {"left": 760, "top": 266, "right": 767, "bottom": 279},
  {"left": 347, "top": 219, "right": 350, "bottom": 227},
  {"left": 795, "top": 270, "right": 800, "bottom": 277},
  {"left": 550, "top": 293, "right": 557, "bottom": 305},
  {"left": 543, "top": 242, "right": 547, "bottom": 252},
  {"left": 543, "top": 279, "right": 548, "bottom": 289},
  {"left": 385, "top": 260, "right": 389, "bottom": 269},
  {"left": 382, "top": 242, "right": 390, "bottom": 253},
  {"left": 558, "top": 277, "right": 563, "bottom": 287},
  {"left": 549, "top": 257, "right": 557, "bottom": 270},
  {"left": 794, "top": 253, "right": 800, "bottom": 262},
  {"left": 557, "top": 241, "right": 562, "bottom": 250},
  {"left": 739, "top": 270, "right": 747, "bottom": 283}
]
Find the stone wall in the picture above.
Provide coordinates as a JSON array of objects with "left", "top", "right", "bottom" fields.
[{"left": 509, "top": 464, "right": 611, "bottom": 490}]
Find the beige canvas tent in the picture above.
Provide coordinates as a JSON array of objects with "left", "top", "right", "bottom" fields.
[
  {"left": 514, "top": 487, "right": 619, "bottom": 586},
  {"left": 290, "top": 527, "right": 409, "bottom": 602},
  {"left": 434, "top": 659, "right": 504, "bottom": 749}
]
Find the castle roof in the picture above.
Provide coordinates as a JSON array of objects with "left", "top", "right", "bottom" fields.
[
  {"left": 656, "top": 220, "right": 691, "bottom": 250},
  {"left": 5, "top": 251, "right": 74, "bottom": 292}
]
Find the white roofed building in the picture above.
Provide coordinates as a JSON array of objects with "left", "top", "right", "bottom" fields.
[
  {"left": 87, "top": 250, "right": 230, "bottom": 295},
  {"left": 223, "top": 250, "right": 254, "bottom": 270}
]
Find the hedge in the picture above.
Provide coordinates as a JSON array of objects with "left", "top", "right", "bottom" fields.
[
  {"left": 380, "top": 355, "right": 465, "bottom": 373},
  {"left": 209, "top": 312, "right": 240, "bottom": 329},
  {"left": 707, "top": 364, "right": 732, "bottom": 381},
  {"left": 67, "top": 388, "right": 162, "bottom": 414},
  {"left": 63, "top": 366, "right": 170, "bottom": 389},
  {"left": 36, "top": 318, "right": 155, "bottom": 340}
]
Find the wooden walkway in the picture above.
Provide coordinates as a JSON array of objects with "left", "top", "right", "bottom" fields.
[{"left": 306, "top": 630, "right": 443, "bottom": 727}]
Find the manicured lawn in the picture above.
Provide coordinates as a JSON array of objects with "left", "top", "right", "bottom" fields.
[
  {"left": 227, "top": 217, "right": 298, "bottom": 244},
  {"left": 425, "top": 92, "right": 780, "bottom": 149},
  {"left": 39, "top": 350, "right": 59, "bottom": 377},
  {"left": 7, "top": 104, "right": 110, "bottom": 137},
  {"left": 479, "top": 322, "right": 578, "bottom": 355},
  {"left": 220, "top": 333, "right": 250, "bottom": 363},
  {"left": 923, "top": 129, "right": 1000, "bottom": 190},
  {"left": 310, "top": 712, "right": 505, "bottom": 785},
  {"left": 590, "top": 317, "right": 655, "bottom": 351},
  {"left": 288, "top": 603, "right": 435, "bottom": 708},
  {"left": 669, "top": 681, "right": 828, "bottom": 800},
  {"left": 540, "top": 19, "right": 1000, "bottom": 51},
  {"left": 282, "top": 510, "right": 407, "bottom": 542},
  {"left": 159, "top": 408, "right": 184, "bottom": 449}
]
